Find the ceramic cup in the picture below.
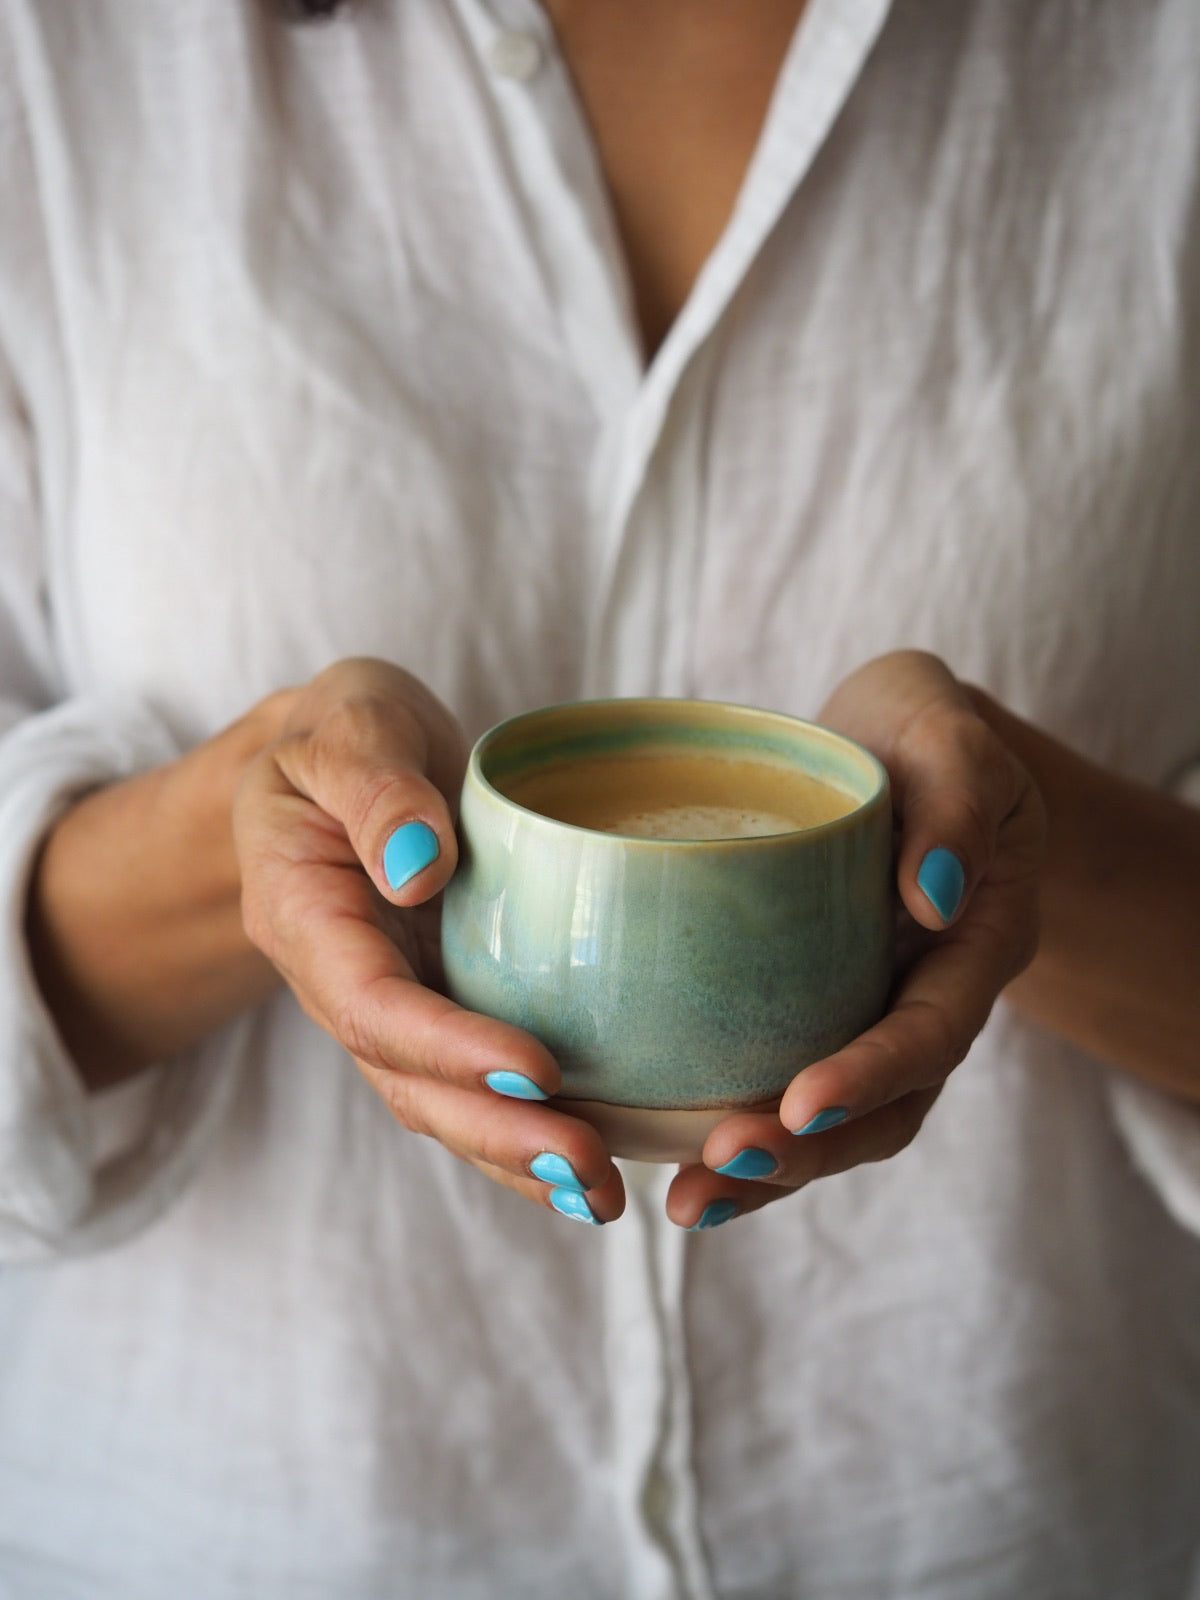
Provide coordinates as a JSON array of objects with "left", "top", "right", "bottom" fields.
[{"left": 441, "top": 699, "right": 893, "bottom": 1162}]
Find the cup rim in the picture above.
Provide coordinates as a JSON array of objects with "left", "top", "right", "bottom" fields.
[{"left": 465, "top": 696, "right": 890, "bottom": 846}]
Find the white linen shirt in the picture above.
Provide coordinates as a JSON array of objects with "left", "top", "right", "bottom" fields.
[{"left": 1, "top": 2, "right": 1200, "bottom": 1596}]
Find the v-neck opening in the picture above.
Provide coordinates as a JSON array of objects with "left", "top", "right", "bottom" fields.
[{"left": 531, "top": 2, "right": 815, "bottom": 371}]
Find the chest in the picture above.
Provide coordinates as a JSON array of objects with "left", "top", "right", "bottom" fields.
[
  {"left": 540, "top": 0, "right": 808, "bottom": 357},
  {"left": 35, "top": 0, "right": 1200, "bottom": 779}
]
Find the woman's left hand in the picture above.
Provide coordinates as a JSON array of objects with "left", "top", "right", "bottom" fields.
[{"left": 667, "top": 650, "right": 1046, "bottom": 1230}]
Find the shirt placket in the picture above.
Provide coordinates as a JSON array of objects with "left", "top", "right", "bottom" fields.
[
  {"left": 448, "top": 0, "right": 642, "bottom": 421},
  {"left": 586, "top": 0, "right": 899, "bottom": 705},
  {"left": 451, "top": 4, "right": 894, "bottom": 1596}
]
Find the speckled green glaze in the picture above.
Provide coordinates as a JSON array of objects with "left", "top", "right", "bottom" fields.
[{"left": 441, "top": 700, "right": 893, "bottom": 1112}]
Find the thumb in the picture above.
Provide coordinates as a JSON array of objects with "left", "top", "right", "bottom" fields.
[
  {"left": 268, "top": 684, "right": 462, "bottom": 907},
  {"left": 892, "top": 704, "right": 1032, "bottom": 932}
]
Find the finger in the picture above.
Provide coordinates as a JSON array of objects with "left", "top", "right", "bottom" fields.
[
  {"left": 818, "top": 651, "right": 1044, "bottom": 931},
  {"left": 777, "top": 891, "right": 1035, "bottom": 1134},
  {"left": 355, "top": 1064, "right": 626, "bottom": 1222},
  {"left": 665, "top": 1166, "right": 774, "bottom": 1230},
  {"left": 700, "top": 1083, "right": 942, "bottom": 1189},
  {"left": 471, "top": 1156, "right": 627, "bottom": 1225},
  {"left": 699, "top": 1105, "right": 812, "bottom": 1186},
  {"left": 669, "top": 1088, "right": 941, "bottom": 1227},
  {"left": 238, "top": 744, "right": 564, "bottom": 1097},
  {"left": 237, "top": 766, "right": 551, "bottom": 1087},
  {"left": 292, "top": 899, "right": 563, "bottom": 1095},
  {"left": 264, "top": 676, "right": 463, "bottom": 907},
  {"left": 892, "top": 701, "right": 1039, "bottom": 931}
]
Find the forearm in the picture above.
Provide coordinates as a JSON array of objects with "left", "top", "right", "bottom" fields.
[
  {"left": 971, "top": 691, "right": 1200, "bottom": 1098},
  {"left": 24, "top": 692, "right": 297, "bottom": 1091}
]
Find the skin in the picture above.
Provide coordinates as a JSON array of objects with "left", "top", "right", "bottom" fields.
[
  {"left": 26, "top": 651, "right": 1200, "bottom": 1231},
  {"left": 23, "top": 4, "right": 1200, "bottom": 1227},
  {"left": 682, "top": 663, "right": 1200, "bottom": 1224},
  {"left": 540, "top": 0, "right": 808, "bottom": 359}
]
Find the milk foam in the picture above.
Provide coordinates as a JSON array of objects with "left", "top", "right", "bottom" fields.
[
  {"left": 604, "top": 804, "right": 801, "bottom": 840},
  {"left": 500, "top": 748, "right": 858, "bottom": 836}
]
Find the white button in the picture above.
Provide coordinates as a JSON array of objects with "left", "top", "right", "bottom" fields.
[{"left": 488, "top": 31, "right": 543, "bottom": 82}]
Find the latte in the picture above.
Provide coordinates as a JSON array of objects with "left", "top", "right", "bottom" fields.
[{"left": 499, "top": 749, "right": 857, "bottom": 839}]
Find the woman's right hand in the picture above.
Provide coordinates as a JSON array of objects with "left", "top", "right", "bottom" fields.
[{"left": 233, "top": 659, "right": 623, "bottom": 1223}]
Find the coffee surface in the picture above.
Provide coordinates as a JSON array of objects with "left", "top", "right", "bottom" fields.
[{"left": 500, "top": 750, "right": 857, "bottom": 838}]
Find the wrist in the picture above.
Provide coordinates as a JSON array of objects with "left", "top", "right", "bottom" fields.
[
  {"left": 27, "top": 690, "right": 300, "bottom": 1089},
  {"left": 966, "top": 688, "right": 1200, "bottom": 1090}
]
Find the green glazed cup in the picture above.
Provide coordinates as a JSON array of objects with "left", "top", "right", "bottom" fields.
[{"left": 441, "top": 699, "right": 893, "bottom": 1161}]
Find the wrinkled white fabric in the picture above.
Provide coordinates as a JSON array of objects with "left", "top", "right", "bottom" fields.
[{"left": 1, "top": 2, "right": 1199, "bottom": 1596}]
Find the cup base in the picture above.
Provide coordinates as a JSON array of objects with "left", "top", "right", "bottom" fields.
[{"left": 553, "top": 1096, "right": 781, "bottom": 1163}]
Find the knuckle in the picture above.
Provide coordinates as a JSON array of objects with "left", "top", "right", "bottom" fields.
[
  {"left": 861, "top": 1025, "right": 911, "bottom": 1088},
  {"left": 266, "top": 731, "right": 313, "bottom": 792},
  {"left": 472, "top": 1116, "right": 516, "bottom": 1174},
  {"left": 310, "top": 698, "right": 428, "bottom": 832},
  {"left": 311, "top": 697, "right": 368, "bottom": 772},
  {"left": 307, "top": 658, "right": 388, "bottom": 710},
  {"left": 345, "top": 769, "right": 405, "bottom": 854},
  {"left": 330, "top": 691, "right": 423, "bottom": 762},
  {"left": 957, "top": 779, "right": 1001, "bottom": 849},
  {"left": 318, "top": 693, "right": 381, "bottom": 752},
  {"left": 421, "top": 1005, "right": 478, "bottom": 1086},
  {"left": 896, "top": 697, "right": 973, "bottom": 764},
  {"left": 329, "top": 988, "right": 386, "bottom": 1071},
  {"left": 904, "top": 996, "right": 968, "bottom": 1078},
  {"left": 899, "top": 703, "right": 1025, "bottom": 846}
]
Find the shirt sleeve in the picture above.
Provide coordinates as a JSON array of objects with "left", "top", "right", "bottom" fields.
[
  {"left": 0, "top": 40, "right": 248, "bottom": 1261},
  {"left": 1103, "top": 758, "right": 1200, "bottom": 1238},
  {"left": 0, "top": 372, "right": 264, "bottom": 1263},
  {"left": 0, "top": 362, "right": 258, "bottom": 1263}
]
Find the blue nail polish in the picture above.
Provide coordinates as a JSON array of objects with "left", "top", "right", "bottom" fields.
[
  {"left": 383, "top": 821, "right": 439, "bottom": 890},
  {"left": 794, "top": 1106, "right": 849, "bottom": 1135},
  {"left": 917, "top": 847, "right": 965, "bottom": 924},
  {"left": 530, "top": 1152, "right": 586, "bottom": 1192},
  {"left": 549, "top": 1187, "right": 601, "bottom": 1224},
  {"left": 714, "top": 1148, "right": 777, "bottom": 1180},
  {"left": 484, "top": 1070, "right": 549, "bottom": 1101},
  {"left": 690, "top": 1198, "right": 739, "bottom": 1231}
]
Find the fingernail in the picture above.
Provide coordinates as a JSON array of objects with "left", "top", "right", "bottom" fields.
[
  {"left": 714, "top": 1147, "right": 777, "bottom": 1180},
  {"left": 793, "top": 1106, "right": 849, "bottom": 1136},
  {"left": 690, "top": 1198, "right": 739, "bottom": 1231},
  {"left": 917, "top": 847, "right": 965, "bottom": 924},
  {"left": 549, "top": 1187, "right": 602, "bottom": 1224},
  {"left": 530, "top": 1152, "right": 586, "bottom": 1192},
  {"left": 485, "top": 1070, "right": 549, "bottom": 1101},
  {"left": 383, "top": 821, "right": 440, "bottom": 890}
]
